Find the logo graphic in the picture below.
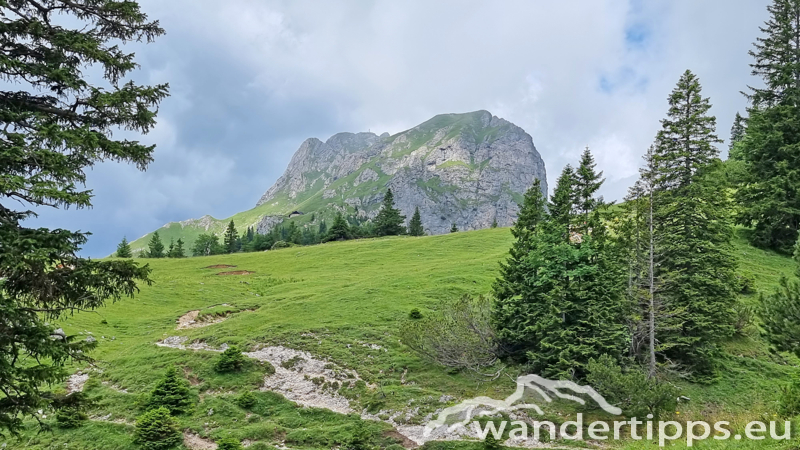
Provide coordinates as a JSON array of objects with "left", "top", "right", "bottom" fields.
[{"left": 424, "top": 374, "right": 622, "bottom": 436}]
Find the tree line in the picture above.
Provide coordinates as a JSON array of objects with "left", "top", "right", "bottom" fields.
[{"left": 117, "top": 188, "right": 433, "bottom": 258}]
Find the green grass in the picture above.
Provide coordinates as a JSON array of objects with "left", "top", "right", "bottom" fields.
[{"left": 6, "top": 228, "right": 800, "bottom": 449}]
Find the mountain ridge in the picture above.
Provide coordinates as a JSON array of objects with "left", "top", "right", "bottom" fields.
[{"left": 125, "top": 110, "right": 547, "bottom": 254}]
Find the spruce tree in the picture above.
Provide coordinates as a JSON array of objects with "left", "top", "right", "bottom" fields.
[
  {"left": 116, "top": 237, "right": 133, "bottom": 258},
  {"left": 318, "top": 220, "right": 328, "bottom": 236},
  {"left": 169, "top": 238, "right": 186, "bottom": 258},
  {"left": 653, "top": 70, "right": 738, "bottom": 377},
  {"left": 729, "top": 112, "right": 746, "bottom": 152},
  {"left": 737, "top": 0, "right": 800, "bottom": 253},
  {"left": 574, "top": 147, "right": 605, "bottom": 232},
  {"left": 145, "top": 366, "right": 193, "bottom": 415},
  {"left": 374, "top": 189, "right": 406, "bottom": 236},
  {"left": 146, "top": 232, "right": 165, "bottom": 258},
  {"left": 167, "top": 238, "right": 175, "bottom": 258},
  {"left": 493, "top": 179, "right": 547, "bottom": 302},
  {"left": 224, "top": 220, "right": 239, "bottom": 253},
  {"left": 408, "top": 207, "right": 425, "bottom": 236},
  {"left": 491, "top": 217, "right": 498, "bottom": 228},
  {"left": 324, "top": 213, "right": 352, "bottom": 242},
  {"left": 450, "top": 223, "right": 459, "bottom": 233},
  {"left": 760, "top": 238, "right": 800, "bottom": 357}
]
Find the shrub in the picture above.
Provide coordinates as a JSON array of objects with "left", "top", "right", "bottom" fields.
[
  {"left": 235, "top": 391, "right": 257, "bottom": 409},
  {"left": 134, "top": 407, "right": 181, "bottom": 450},
  {"left": 271, "top": 240, "right": 291, "bottom": 250},
  {"left": 385, "top": 445, "right": 405, "bottom": 450},
  {"left": 585, "top": 355, "right": 678, "bottom": 420},
  {"left": 408, "top": 308, "right": 423, "bottom": 320},
  {"left": 55, "top": 408, "right": 88, "bottom": 429},
  {"left": 733, "top": 303, "right": 756, "bottom": 335},
  {"left": 780, "top": 376, "right": 800, "bottom": 418},
  {"left": 215, "top": 346, "right": 247, "bottom": 373},
  {"left": 735, "top": 271, "right": 757, "bottom": 294},
  {"left": 145, "top": 366, "right": 194, "bottom": 415},
  {"left": 484, "top": 434, "right": 502, "bottom": 450},
  {"left": 217, "top": 437, "right": 243, "bottom": 450}
]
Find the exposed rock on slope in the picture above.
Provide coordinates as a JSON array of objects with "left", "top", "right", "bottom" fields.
[{"left": 256, "top": 110, "right": 547, "bottom": 234}]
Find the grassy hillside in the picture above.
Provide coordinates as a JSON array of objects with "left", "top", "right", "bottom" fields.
[{"left": 8, "top": 228, "right": 800, "bottom": 449}]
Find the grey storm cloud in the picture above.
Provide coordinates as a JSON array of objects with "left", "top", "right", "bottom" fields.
[{"left": 28, "top": 0, "right": 770, "bottom": 256}]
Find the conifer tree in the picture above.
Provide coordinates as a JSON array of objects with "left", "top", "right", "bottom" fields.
[
  {"left": 0, "top": 1, "right": 164, "bottom": 431},
  {"left": 145, "top": 366, "right": 193, "bottom": 415},
  {"left": 169, "top": 238, "right": 186, "bottom": 258},
  {"left": 450, "top": 223, "right": 459, "bottom": 233},
  {"left": 574, "top": 147, "right": 605, "bottom": 232},
  {"left": 374, "top": 189, "right": 406, "bottom": 236},
  {"left": 736, "top": 0, "right": 800, "bottom": 253},
  {"left": 167, "top": 238, "right": 175, "bottom": 258},
  {"left": 653, "top": 70, "right": 738, "bottom": 377},
  {"left": 318, "top": 220, "right": 328, "bottom": 236},
  {"left": 729, "top": 112, "right": 747, "bottom": 152},
  {"left": 408, "top": 207, "right": 425, "bottom": 236},
  {"left": 324, "top": 213, "right": 352, "bottom": 242},
  {"left": 146, "top": 232, "right": 165, "bottom": 258},
  {"left": 493, "top": 179, "right": 547, "bottom": 302},
  {"left": 760, "top": 238, "right": 800, "bottom": 357},
  {"left": 224, "top": 220, "right": 239, "bottom": 253},
  {"left": 491, "top": 217, "right": 498, "bottom": 228},
  {"left": 116, "top": 237, "right": 133, "bottom": 258}
]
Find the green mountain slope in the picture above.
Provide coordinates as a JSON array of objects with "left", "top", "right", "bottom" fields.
[{"left": 13, "top": 229, "right": 799, "bottom": 449}]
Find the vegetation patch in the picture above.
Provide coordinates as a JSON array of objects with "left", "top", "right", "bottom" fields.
[{"left": 216, "top": 270, "right": 254, "bottom": 276}]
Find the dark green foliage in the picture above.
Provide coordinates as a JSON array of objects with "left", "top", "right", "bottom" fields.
[
  {"left": 146, "top": 231, "right": 165, "bottom": 258},
  {"left": 779, "top": 376, "right": 800, "bottom": 418},
  {"left": 217, "top": 438, "right": 244, "bottom": 450},
  {"left": 585, "top": 355, "right": 678, "bottom": 420},
  {"left": 493, "top": 156, "right": 627, "bottom": 378},
  {"left": 493, "top": 179, "right": 546, "bottom": 303},
  {"left": 408, "top": 308, "right": 423, "bottom": 320},
  {"left": 374, "top": 189, "right": 406, "bottom": 236},
  {"left": 145, "top": 366, "right": 193, "bottom": 415},
  {"left": 325, "top": 213, "right": 352, "bottom": 242},
  {"left": 134, "top": 407, "right": 181, "bottom": 450},
  {"left": 491, "top": 217, "right": 498, "bottom": 228},
  {"left": 224, "top": 220, "right": 240, "bottom": 253},
  {"left": 736, "top": 0, "right": 800, "bottom": 253},
  {"left": 116, "top": 237, "right": 133, "bottom": 258},
  {"left": 167, "top": 238, "right": 185, "bottom": 258},
  {"left": 319, "top": 220, "right": 328, "bottom": 236},
  {"left": 0, "top": 0, "right": 164, "bottom": 434},
  {"left": 215, "top": 346, "right": 247, "bottom": 373},
  {"left": 760, "top": 239, "right": 800, "bottom": 357},
  {"left": 483, "top": 434, "right": 502, "bottom": 450},
  {"left": 652, "top": 70, "right": 738, "bottom": 378},
  {"left": 193, "top": 233, "right": 224, "bottom": 256},
  {"left": 235, "top": 391, "right": 257, "bottom": 409},
  {"left": 574, "top": 147, "right": 605, "bottom": 230},
  {"left": 735, "top": 271, "right": 757, "bottom": 294},
  {"left": 450, "top": 223, "right": 458, "bottom": 233},
  {"left": 408, "top": 207, "right": 425, "bottom": 236},
  {"left": 729, "top": 112, "right": 747, "bottom": 152},
  {"left": 54, "top": 407, "right": 88, "bottom": 429}
]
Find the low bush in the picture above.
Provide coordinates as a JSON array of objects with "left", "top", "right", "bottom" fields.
[
  {"left": 215, "top": 346, "right": 247, "bottom": 373},
  {"left": 779, "top": 376, "right": 800, "bottom": 418},
  {"left": 271, "top": 240, "right": 291, "bottom": 250},
  {"left": 54, "top": 408, "right": 88, "bottom": 429},
  {"left": 235, "top": 391, "right": 257, "bottom": 409},
  {"left": 134, "top": 407, "right": 181, "bottom": 450},
  {"left": 585, "top": 355, "right": 678, "bottom": 420},
  {"left": 217, "top": 437, "right": 243, "bottom": 450},
  {"left": 408, "top": 308, "right": 423, "bottom": 320}
]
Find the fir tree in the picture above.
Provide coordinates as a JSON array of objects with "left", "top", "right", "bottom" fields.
[
  {"left": 760, "top": 238, "right": 800, "bottom": 357},
  {"left": 0, "top": 1, "right": 164, "bottom": 431},
  {"left": 145, "top": 366, "right": 193, "bottom": 415},
  {"left": 729, "top": 112, "right": 747, "bottom": 152},
  {"left": 167, "top": 238, "right": 175, "bottom": 258},
  {"left": 491, "top": 217, "right": 498, "bottom": 228},
  {"left": 324, "top": 213, "right": 352, "bottom": 242},
  {"left": 168, "top": 238, "right": 186, "bottom": 258},
  {"left": 737, "top": 0, "right": 800, "bottom": 253},
  {"left": 408, "top": 207, "right": 425, "bottom": 236},
  {"left": 653, "top": 70, "right": 738, "bottom": 377},
  {"left": 146, "top": 232, "right": 165, "bottom": 258},
  {"left": 450, "top": 223, "right": 459, "bottom": 233},
  {"left": 116, "top": 237, "right": 133, "bottom": 258},
  {"left": 574, "top": 147, "right": 605, "bottom": 232},
  {"left": 318, "top": 220, "right": 328, "bottom": 236},
  {"left": 493, "top": 179, "right": 547, "bottom": 303},
  {"left": 224, "top": 220, "right": 239, "bottom": 253},
  {"left": 374, "top": 189, "right": 406, "bottom": 236}
]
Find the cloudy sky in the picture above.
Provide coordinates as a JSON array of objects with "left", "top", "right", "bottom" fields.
[{"left": 30, "top": 0, "right": 770, "bottom": 256}]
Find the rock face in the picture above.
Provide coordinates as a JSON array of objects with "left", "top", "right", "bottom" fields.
[{"left": 257, "top": 110, "right": 547, "bottom": 234}]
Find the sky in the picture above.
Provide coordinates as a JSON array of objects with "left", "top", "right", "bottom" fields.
[{"left": 28, "top": 0, "right": 770, "bottom": 257}]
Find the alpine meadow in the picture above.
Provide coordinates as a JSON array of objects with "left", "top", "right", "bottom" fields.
[{"left": 2, "top": 1, "right": 800, "bottom": 450}]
